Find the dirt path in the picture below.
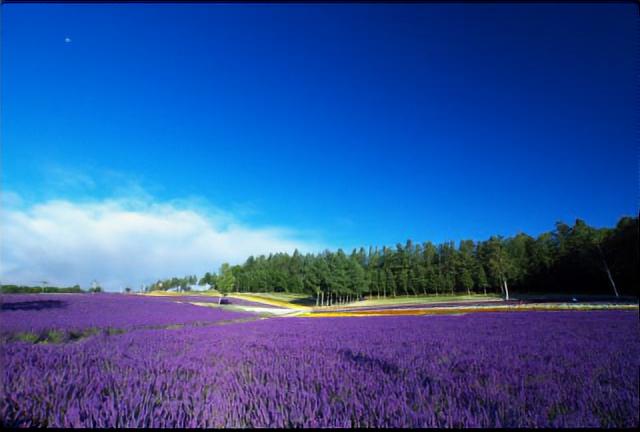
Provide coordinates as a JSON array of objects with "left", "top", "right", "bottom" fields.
[{"left": 188, "top": 301, "right": 304, "bottom": 316}]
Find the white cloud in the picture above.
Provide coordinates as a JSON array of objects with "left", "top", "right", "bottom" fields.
[{"left": 0, "top": 194, "right": 324, "bottom": 291}]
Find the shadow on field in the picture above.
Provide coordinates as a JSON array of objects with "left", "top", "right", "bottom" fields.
[
  {"left": 286, "top": 297, "right": 317, "bottom": 307},
  {"left": 1, "top": 300, "right": 66, "bottom": 311},
  {"left": 339, "top": 349, "right": 399, "bottom": 375}
]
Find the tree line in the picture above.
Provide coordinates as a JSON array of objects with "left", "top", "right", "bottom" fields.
[
  {"left": 8, "top": 217, "right": 633, "bottom": 301},
  {"left": 146, "top": 275, "right": 199, "bottom": 292},
  {"left": 0, "top": 284, "right": 100, "bottom": 294},
  {"left": 196, "top": 216, "right": 637, "bottom": 305}
]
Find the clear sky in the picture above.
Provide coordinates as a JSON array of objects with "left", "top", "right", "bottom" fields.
[{"left": 1, "top": 3, "right": 637, "bottom": 289}]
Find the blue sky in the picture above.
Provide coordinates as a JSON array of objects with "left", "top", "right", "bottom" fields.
[{"left": 1, "top": 3, "right": 637, "bottom": 288}]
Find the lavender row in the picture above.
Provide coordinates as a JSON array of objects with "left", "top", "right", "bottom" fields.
[
  {"left": 0, "top": 294, "right": 250, "bottom": 334},
  {"left": 2, "top": 311, "right": 638, "bottom": 427}
]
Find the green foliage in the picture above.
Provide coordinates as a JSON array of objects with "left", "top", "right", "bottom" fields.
[
  {"left": 44, "top": 330, "right": 65, "bottom": 344},
  {"left": 475, "top": 266, "right": 489, "bottom": 294},
  {"left": 0, "top": 284, "right": 85, "bottom": 294},
  {"left": 217, "top": 263, "right": 236, "bottom": 295},
  {"left": 15, "top": 332, "right": 39, "bottom": 343},
  {"left": 148, "top": 275, "right": 198, "bottom": 292},
  {"left": 68, "top": 327, "right": 102, "bottom": 341},
  {"left": 485, "top": 236, "right": 513, "bottom": 289}
]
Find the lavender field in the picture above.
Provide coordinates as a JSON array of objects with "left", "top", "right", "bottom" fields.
[
  {"left": 0, "top": 294, "right": 250, "bottom": 339},
  {"left": 1, "top": 295, "right": 638, "bottom": 428}
]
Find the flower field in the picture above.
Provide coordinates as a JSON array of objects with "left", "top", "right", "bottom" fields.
[
  {"left": 1, "top": 299, "right": 638, "bottom": 428},
  {"left": 0, "top": 294, "right": 250, "bottom": 337}
]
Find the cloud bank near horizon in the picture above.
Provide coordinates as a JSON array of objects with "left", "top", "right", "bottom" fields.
[{"left": 1, "top": 193, "right": 325, "bottom": 291}]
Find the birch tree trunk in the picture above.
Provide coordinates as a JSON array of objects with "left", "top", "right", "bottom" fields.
[
  {"left": 503, "top": 278, "right": 510, "bottom": 301},
  {"left": 604, "top": 267, "right": 619, "bottom": 297},
  {"left": 597, "top": 244, "right": 619, "bottom": 297}
]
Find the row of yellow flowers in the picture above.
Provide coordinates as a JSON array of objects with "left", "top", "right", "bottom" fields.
[{"left": 296, "top": 303, "right": 638, "bottom": 318}]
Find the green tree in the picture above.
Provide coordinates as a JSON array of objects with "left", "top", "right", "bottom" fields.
[
  {"left": 217, "top": 263, "right": 236, "bottom": 302},
  {"left": 485, "top": 236, "right": 514, "bottom": 300},
  {"left": 475, "top": 265, "right": 489, "bottom": 295},
  {"left": 385, "top": 268, "right": 396, "bottom": 298},
  {"left": 457, "top": 240, "right": 476, "bottom": 295}
]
